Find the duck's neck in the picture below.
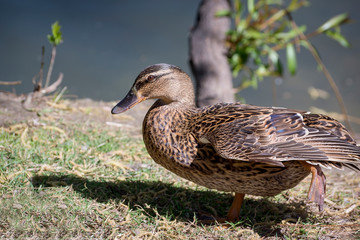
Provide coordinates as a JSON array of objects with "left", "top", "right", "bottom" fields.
[
  {"left": 155, "top": 98, "right": 196, "bottom": 110},
  {"left": 156, "top": 78, "right": 196, "bottom": 108}
]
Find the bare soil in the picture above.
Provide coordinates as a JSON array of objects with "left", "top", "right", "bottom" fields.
[{"left": 0, "top": 92, "right": 151, "bottom": 130}]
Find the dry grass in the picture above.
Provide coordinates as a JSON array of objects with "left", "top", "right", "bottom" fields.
[{"left": 0, "top": 97, "right": 359, "bottom": 239}]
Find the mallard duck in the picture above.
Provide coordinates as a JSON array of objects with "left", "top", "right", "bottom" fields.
[{"left": 111, "top": 63, "right": 360, "bottom": 222}]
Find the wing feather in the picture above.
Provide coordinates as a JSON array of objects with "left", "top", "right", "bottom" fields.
[{"left": 194, "top": 103, "right": 360, "bottom": 170}]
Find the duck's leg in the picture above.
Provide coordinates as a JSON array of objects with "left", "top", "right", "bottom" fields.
[
  {"left": 198, "top": 192, "right": 245, "bottom": 224},
  {"left": 300, "top": 162, "right": 326, "bottom": 211},
  {"left": 226, "top": 192, "right": 245, "bottom": 222}
]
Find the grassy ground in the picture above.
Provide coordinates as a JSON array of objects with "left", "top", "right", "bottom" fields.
[{"left": 0, "top": 97, "right": 359, "bottom": 239}]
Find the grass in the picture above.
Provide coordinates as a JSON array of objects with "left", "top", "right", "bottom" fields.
[{"left": 0, "top": 99, "right": 359, "bottom": 239}]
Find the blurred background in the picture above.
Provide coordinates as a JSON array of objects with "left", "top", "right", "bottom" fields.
[{"left": 0, "top": 0, "right": 359, "bottom": 130}]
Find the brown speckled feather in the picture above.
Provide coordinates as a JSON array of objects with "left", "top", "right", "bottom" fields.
[{"left": 192, "top": 103, "right": 360, "bottom": 171}]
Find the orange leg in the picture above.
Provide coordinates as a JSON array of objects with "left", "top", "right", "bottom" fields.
[
  {"left": 198, "top": 192, "right": 245, "bottom": 224},
  {"left": 300, "top": 162, "right": 326, "bottom": 211},
  {"left": 226, "top": 193, "right": 245, "bottom": 222}
]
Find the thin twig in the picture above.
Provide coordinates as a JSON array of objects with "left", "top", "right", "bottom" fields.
[
  {"left": 271, "top": 29, "right": 327, "bottom": 53},
  {"left": 45, "top": 46, "right": 57, "bottom": 88},
  {"left": 0, "top": 81, "right": 21, "bottom": 86},
  {"left": 39, "top": 46, "right": 45, "bottom": 88},
  {"left": 286, "top": 11, "right": 353, "bottom": 135},
  {"left": 32, "top": 46, "right": 45, "bottom": 91}
]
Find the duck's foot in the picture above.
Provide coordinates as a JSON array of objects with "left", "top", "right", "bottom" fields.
[
  {"left": 197, "top": 193, "right": 245, "bottom": 225},
  {"left": 301, "top": 162, "right": 326, "bottom": 211}
]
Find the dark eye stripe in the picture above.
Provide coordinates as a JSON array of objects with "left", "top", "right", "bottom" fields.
[{"left": 154, "top": 72, "right": 171, "bottom": 80}]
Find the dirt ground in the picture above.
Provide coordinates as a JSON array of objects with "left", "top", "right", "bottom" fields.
[{"left": 0, "top": 92, "right": 150, "bottom": 129}]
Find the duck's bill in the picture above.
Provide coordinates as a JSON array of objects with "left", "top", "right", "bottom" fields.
[{"left": 111, "top": 89, "right": 145, "bottom": 114}]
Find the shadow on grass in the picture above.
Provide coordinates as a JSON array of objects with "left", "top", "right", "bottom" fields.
[{"left": 30, "top": 174, "right": 310, "bottom": 237}]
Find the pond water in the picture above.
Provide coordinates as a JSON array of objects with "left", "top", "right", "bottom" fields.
[{"left": 1, "top": 0, "right": 359, "bottom": 131}]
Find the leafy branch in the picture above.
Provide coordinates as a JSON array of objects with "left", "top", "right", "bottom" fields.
[
  {"left": 218, "top": 0, "right": 352, "bottom": 131},
  {"left": 23, "top": 21, "right": 64, "bottom": 110},
  {"left": 285, "top": 11, "right": 353, "bottom": 133},
  {"left": 45, "top": 21, "right": 63, "bottom": 88}
]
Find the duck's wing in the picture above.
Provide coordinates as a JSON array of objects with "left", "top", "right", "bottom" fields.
[
  {"left": 195, "top": 104, "right": 360, "bottom": 170},
  {"left": 302, "top": 113, "right": 360, "bottom": 171},
  {"left": 304, "top": 113, "right": 356, "bottom": 144}
]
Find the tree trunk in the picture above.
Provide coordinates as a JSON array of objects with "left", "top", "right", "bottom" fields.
[{"left": 189, "top": 0, "right": 234, "bottom": 107}]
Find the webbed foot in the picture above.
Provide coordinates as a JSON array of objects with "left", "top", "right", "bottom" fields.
[{"left": 301, "top": 162, "right": 326, "bottom": 211}]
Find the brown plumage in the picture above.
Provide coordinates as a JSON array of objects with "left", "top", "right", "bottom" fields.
[{"left": 111, "top": 63, "right": 360, "bottom": 222}]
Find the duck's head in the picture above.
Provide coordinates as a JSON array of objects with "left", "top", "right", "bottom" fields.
[{"left": 111, "top": 64, "right": 195, "bottom": 114}]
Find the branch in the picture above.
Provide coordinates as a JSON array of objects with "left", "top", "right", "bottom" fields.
[
  {"left": 0, "top": 81, "right": 21, "bottom": 86},
  {"left": 40, "top": 72, "right": 63, "bottom": 95},
  {"left": 286, "top": 12, "right": 353, "bottom": 135},
  {"left": 44, "top": 46, "right": 57, "bottom": 88},
  {"left": 22, "top": 73, "right": 63, "bottom": 112},
  {"left": 39, "top": 46, "right": 45, "bottom": 88},
  {"left": 32, "top": 46, "right": 45, "bottom": 91}
]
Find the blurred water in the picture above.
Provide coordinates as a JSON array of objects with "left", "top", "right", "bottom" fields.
[{"left": 0, "top": 0, "right": 359, "bottom": 130}]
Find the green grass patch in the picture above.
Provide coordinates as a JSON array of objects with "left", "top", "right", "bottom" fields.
[{"left": 0, "top": 102, "right": 359, "bottom": 239}]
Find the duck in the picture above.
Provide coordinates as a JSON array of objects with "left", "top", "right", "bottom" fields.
[{"left": 111, "top": 63, "right": 360, "bottom": 223}]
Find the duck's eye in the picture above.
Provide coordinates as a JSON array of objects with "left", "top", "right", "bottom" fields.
[{"left": 146, "top": 75, "right": 156, "bottom": 81}]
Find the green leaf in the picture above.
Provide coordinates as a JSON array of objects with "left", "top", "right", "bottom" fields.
[
  {"left": 215, "top": 9, "right": 231, "bottom": 17},
  {"left": 268, "top": 49, "right": 279, "bottom": 63},
  {"left": 286, "top": 43, "right": 297, "bottom": 75},
  {"left": 239, "top": 78, "right": 252, "bottom": 90},
  {"left": 48, "top": 21, "right": 63, "bottom": 46},
  {"left": 268, "top": 50, "right": 283, "bottom": 75},
  {"left": 236, "top": 20, "right": 247, "bottom": 33},
  {"left": 234, "top": 0, "right": 242, "bottom": 12},
  {"left": 287, "top": 0, "right": 299, "bottom": 11},
  {"left": 276, "top": 59, "right": 284, "bottom": 76},
  {"left": 234, "top": 0, "right": 242, "bottom": 22},
  {"left": 247, "top": 0, "right": 255, "bottom": 14},
  {"left": 232, "top": 64, "right": 242, "bottom": 77},
  {"left": 52, "top": 22, "right": 60, "bottom": 37},
  {"left": 324, "top": 30, "right": 350, "bottom": 48},
  {"left": 251, "top": 74, "right": 258, "bottom": 88},
  {"left": 256, "top": 65, "right": 269, "bottom": 77},
  {"left": 265, "top": 0, "right": 283, "bottom": 5},
  {"left": 230, "top": 53, "right": 240, "bottom": 66},
  {"left": 287, "top": 0, "right": 309, "bottom": 12},
  {"left": 245, "top": 29, "right": 264, "bottom": 39},
  {"left": 316, "top": 13, "right": 350, "bottom": 33},
  {"left": 264, "top": 9, "right": 286, "bottom": 27},
  {"left": 275, "top": 25, "right": 306, "bottom": 40}
]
